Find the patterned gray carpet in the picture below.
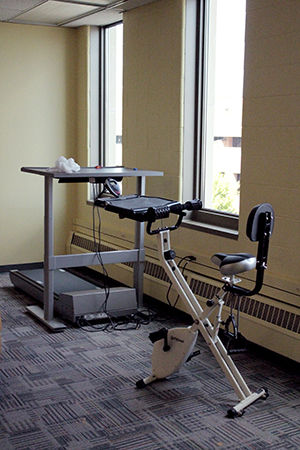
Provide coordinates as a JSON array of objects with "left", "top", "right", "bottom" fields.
[{"left": 0, "top": 272, "right": 299, "bottom": 449}]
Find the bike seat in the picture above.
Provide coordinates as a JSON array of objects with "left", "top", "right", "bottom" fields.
[{"left": 211, "top": 253, "right": 256, "bottom": 276}]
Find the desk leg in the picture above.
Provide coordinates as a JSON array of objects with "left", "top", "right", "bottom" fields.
[
  {"left": 134, "top": 176, "right": 145, "bottom": 309},
  {"left": 27, "top": 176, "right": 66, "bottom": 331},
  {"left": 44, "top": 176, "right": 54, "bottom": 321}
]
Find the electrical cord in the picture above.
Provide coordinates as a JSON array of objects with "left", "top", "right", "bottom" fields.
[
  {"left": 78, "top": 185, "right": 157, "bottom": 333},
  {"left": 81, "top": 185, "right": 135, "bottom": 332},
  {"left": 166, "top": 255, "right": 196, "bottom": 309},
  {"left": 92, "top": 183, "right": 110, "bottom": 313},
  {"left": 77, "top": 317, "right": 113, "bottom": 332},
  {"left": 83, "top": 194, "right": 196, "bottom": 333},
  {"left": 76, "top": 310, "right": 156, "bottom": 333}
]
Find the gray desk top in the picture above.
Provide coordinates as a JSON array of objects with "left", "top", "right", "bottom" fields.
[{"left": 21, "top": 166, "right": 164, "bottom": 179}]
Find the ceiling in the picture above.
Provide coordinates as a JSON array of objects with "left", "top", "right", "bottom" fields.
[{"left": 0, "top": 0, "right": 158, "bottom": 27}]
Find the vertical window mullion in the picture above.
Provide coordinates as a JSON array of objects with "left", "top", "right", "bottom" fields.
[
  {"left": 99, "top": 26, "right": 105, "bottom": 166},
  {"left": 194, "top": 0, "right": 205, "bottom": 200}
]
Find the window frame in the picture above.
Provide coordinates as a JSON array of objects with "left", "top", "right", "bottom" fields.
[
  {"left": 99, "top": 20, "right": 123, "bottom": 167},
  {"left": 183, "top": 0, "right": 244, "bottom": 234}
]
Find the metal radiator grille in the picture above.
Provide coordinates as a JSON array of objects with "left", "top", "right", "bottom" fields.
[
  {"left": 71, "top": 232, "right": 300, "bottom": 334},
  {"left": 190, "top": 277, "right": 300, "bottom": 334}
]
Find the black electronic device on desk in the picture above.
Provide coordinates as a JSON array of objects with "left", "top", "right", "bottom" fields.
[{"left": 97, "top": 178, "right": 121, "bottom": 198}]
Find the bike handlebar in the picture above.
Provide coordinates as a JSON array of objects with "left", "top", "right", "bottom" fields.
[
  {"left": 183, "top": 199, "right": 203, "bottom": 211},
  {"left": 146, "top": 199, "right": 202, "bottom": 235}
]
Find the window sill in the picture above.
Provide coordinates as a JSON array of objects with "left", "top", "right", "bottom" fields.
[{"left": 182, "top": 218, "right": 239, "bottom": 239}]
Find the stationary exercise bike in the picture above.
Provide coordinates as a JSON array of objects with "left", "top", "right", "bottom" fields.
[{"left": 96, "top": 195, "right": 274, "bottom": 417}]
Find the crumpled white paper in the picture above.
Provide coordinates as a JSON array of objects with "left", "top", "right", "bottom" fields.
[{"left": 53, "top": 156, "right": 80, "bottom": 173}]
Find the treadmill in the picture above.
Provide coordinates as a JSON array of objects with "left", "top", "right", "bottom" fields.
[{"left": 10, "top": 268, "right": 137, "bottom": 325}]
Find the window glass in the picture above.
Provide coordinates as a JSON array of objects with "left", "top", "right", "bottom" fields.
[
  {"left": 103, "top": 23, "right": 123, "bottom": 166},
  {"left": 201, "top": 0, "right": 246, "bottom": 215}
]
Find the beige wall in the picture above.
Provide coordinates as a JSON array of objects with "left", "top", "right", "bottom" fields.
[
  {"left": 122, "top": 0, "right": 184, "bottom": 200},
  {"left": 0, "top": 22, "right": 79, "bottom": 264},
  {"left": 75, "top": 0, "right": 299, "bottom": 308},
  {"left": 0, "top": 0, "right": 297, "bottom": 356},
  {"left": 241, "top": 0, "right": 300, "bottom": 299},
  {"left": 120, "top": 0, "right": 300, "bottom": 304},
  {"left": 0, "top": 1, "right": 298, "bottom": 311}
]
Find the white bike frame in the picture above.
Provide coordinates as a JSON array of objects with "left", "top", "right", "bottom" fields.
[{"left": 157, "top": 230, "right": 267, "bottom": 416}]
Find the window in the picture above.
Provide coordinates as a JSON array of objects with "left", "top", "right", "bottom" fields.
[
  {"left": 100, "top": 22, "right": 123, "bottom": 167},
  {"left": 184, "top": 0, "right": 246, "bottom": 231}
]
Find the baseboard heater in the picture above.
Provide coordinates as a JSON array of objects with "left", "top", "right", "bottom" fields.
[{"left": 9, "top": 269, "right": 137, "bottom": 324}]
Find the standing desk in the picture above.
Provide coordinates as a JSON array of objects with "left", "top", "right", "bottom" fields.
[{"left": 20, "top": 167, "right": 163, "bottom": 331}]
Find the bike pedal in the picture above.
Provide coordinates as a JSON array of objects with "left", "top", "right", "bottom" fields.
[{"left": 186, "top": 349, "right": 200, "bottom": 362}]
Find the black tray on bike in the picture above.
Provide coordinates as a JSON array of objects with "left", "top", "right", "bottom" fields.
[{"left": 95, "top": 195, "right": 182, "bottom": 222}]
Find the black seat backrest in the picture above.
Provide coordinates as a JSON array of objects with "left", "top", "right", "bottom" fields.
[
  {"left": 226, "top": 203, "right": 275, "bottom": 297},
  {"left": 246, "top": 203, "right": 275, "bottom": 242}
]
